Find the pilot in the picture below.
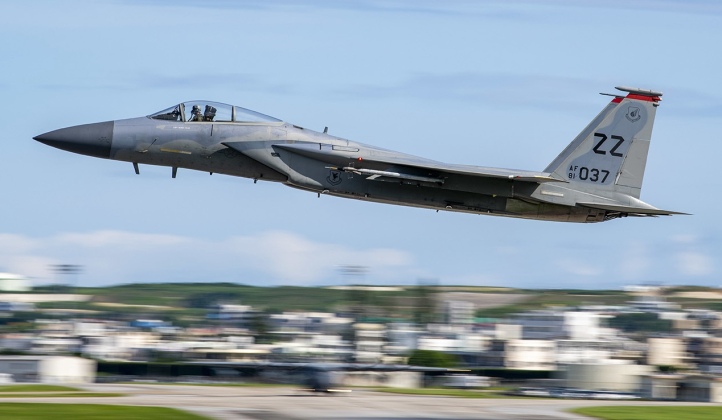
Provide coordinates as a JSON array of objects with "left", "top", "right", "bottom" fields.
[{"left": 189, "top": 105, "right": 203, "bottom": 122}]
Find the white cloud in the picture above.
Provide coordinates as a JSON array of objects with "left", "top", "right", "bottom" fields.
[
  {"left": 0, "top": 233, "right": 38, "bottom": 254},
  {"left": 671, "top": 234, "right": 699, "bottom": 245},
  {"left": 618, "top": 242, "right": 651, "bottom": 280},
  {"left": 676, "top": 251, "right": 714, "bottom": 276},
  {"left": 3, "top": 255, "right": 60, "bottom": 281},
  {"left": 0, "top": 230, "right": 415, "bottom": 286},
  {"left": 53, "top": 230, "right": 189, "bottom": 248},
  {"left": 554, "top": 258, "right": 602, "bottom": 277},
  {"left": 218, "top": 231, "right": 413, "bottom": 284},
  {"left": 666, "top": 234, "right": 715, "bottom": 277}
]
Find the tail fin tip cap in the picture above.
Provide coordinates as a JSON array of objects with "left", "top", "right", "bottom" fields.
[{"left": 615, "top": 86, "right": 663, "bottom": 97}]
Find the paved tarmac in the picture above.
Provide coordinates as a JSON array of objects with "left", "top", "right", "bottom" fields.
[{"left": 2, "top": 383, "right": 720, "bottom": 420}]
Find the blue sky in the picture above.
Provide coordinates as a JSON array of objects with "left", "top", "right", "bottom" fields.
[{"left": 1, "top": 1, "right": 720, "bottom": 289}]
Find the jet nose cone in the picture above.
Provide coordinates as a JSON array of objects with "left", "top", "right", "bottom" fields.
[{"left": 34, "top": 121, "right": 114, "bottom": 159}]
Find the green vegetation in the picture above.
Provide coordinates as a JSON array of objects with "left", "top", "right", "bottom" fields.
[
  {"left": 608, "top": 313, "right": 673, "bottom": 333},
  {"left": 61, "top": 283, "right": 356, "bottom": 311},
  {"left": 0, "top": 393, "right": 123, "bottom": 398},
  {"left": 475, "top": 289, "right": 630, "bottom": 318},
  {"left": 407, "top": 349, "right": 459, "bottom": 368},
  {"left": 0, "top": 384, "right": 122, "bottom": 398},
  {"left": 35, "top": 283, "right": 413, "bottom": 314},
  {"left": 0, "top": 385, "right": 81, "bottom": 392},
  {"left": 661, "top": 285, "right": 718, "bottom": 295},
  {"left": 0, "top": 403, "right": 210, "bottom": 419},
  {"left": 29, "top": 282, "right": 443, "bottom": 325},
  {"left": 572, "top": 406, "right": 722, "bottom": 420},
  {"left": 23, "top": 283, "right": 722, "bottom": 324}
]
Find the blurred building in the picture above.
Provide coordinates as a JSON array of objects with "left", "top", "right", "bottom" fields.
[
  {"left": 354, "top": 323, "right": 386, "bottom": 363},
  {"left": 506, "top": 339, "right": 556, "bottom": 370},
  {"left": 82, "top": 331, "right": 160, "bottom": 361},
  {"left": 630, "top": 295, "right": 680, "bottom": 312},
  {"left": 0, "top": 355, "right": 95, "bottom": 384},
  {"left": 484, "top": 339, "right": 556, "bottom": 370},
  {"left": 517, "top": 310, "right": 609, "bottom": 340},
  {"left": 443, "top": 300, "right": 475, "bottom": 325},
  {"left": 0, "top": 273, "right": 31, "bottom": 292},
  {"left": 641, "top": 374, "right": 684, "bottom": 400},
  {"left": 490, "top": 323, "right": 522, "bottom": 340},
  {"left": 385, "top": 323, "right": 422, "bottom": 354},
  {"left": 0, "top": 301, "right": 34, "bottom": 312},
  {"left": 641, "top": 373, "right": 722, "bottom": 402},
  {"left": 693, "top": 337, "right": 722, "bottom": 373},
  {"left": 269, "top": 312, "right": 353, "bottom": 334},
  {"left": 558, "top": 361, "right": 653, "bottom": 392},
  {"left": 206, "top": 304, "right": 256, "bottom": 324},
  {"left": 556, "top": 339, "right": 615, "bottom": 365},
  {"left": 647, "top": 337, "right": 690, "bottom": 367},
  {"left": 677, "top": 375, "right": 722, "bottom": 402}
]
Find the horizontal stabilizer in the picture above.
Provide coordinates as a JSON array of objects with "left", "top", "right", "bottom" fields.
[
  {"left": 577, "top": 202, "right": 688, "bottom": 216},
  {"left": 615, "top": 86, "right": 663, "bottom": 97}
]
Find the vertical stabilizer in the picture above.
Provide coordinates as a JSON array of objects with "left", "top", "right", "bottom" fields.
[{"left": 544, "top": 86, "right": 662, "bottom": 199}]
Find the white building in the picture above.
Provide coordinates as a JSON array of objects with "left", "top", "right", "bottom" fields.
[
  {"left": 82, "top": 331, "right": 160, "bottom": 361},
  {"left": 559, "top": 361, "right": 653, "bottom": 392},
  {"left": 631, "top": 295, "right": 680, "bottom": 312},
  {"left": 0, "top": 356, "right": 96, "bottom": 384},
  {"left": 354, "top": 323, "right": 386, "bottom": 363},
  {"left": 0, "top": 273, "right": 31, "bottom": 292},
  {"left": 556, "top": 340, "right": 615, "bottom": 365},
  {"left": 505, "top": 339, "right": 556, "bottom": 370},
  {"left": 207, "top": 304, "right": 255, "bottom": 322},
  {"left": 443, "top": 300, "right": 475, "bottom": 325},
  {"left": 492, "top": 323, "right": 522, "bottom": 340},
  {"left": 517, "top": 310, "right": 608, "bottom": 340},
  {"left": 269, "top": 312, "right": 353, "bottom": 334},
  {"left": 647, "top": 337, "right": 689, "bottom": 367}
]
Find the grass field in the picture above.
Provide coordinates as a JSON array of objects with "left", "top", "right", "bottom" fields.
[
  {"left": 0, "top": 385, "right": 81, "bottom": 392},
  {"left": 0, "top": 392, "right": 123, "bottom": 398},
  {"left": 0, "top": 384, "right": 122, "bottom": 398},
  {"left": 572, "top": 406, "right": 722, "bottom": 420},
  {"left": 0, "top": 403, "right": 210, "bottom": 419}
]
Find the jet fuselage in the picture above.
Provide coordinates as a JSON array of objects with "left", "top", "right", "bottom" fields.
[{"left": 34, "top": 89, "right": 681, "bottom": 223}]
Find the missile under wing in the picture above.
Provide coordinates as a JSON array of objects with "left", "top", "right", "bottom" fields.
[{"left": 34, "top": 87, "right": 684, "bottom": 223}]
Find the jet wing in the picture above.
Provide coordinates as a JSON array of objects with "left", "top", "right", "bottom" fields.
[
  {"left": 272, "top": 142, "right": 563, "bottom": 184},
  {"left": 577, "top": 202, "right": 688, "bottom": 217}
]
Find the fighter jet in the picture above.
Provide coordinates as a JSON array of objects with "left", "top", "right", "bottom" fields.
[{"left": 34, "top": 86, "right": 683, "bottom": 222}]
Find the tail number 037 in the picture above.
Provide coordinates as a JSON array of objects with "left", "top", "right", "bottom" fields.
[{"left": 568, "top": 166, "right": 610, "bottom": 183}]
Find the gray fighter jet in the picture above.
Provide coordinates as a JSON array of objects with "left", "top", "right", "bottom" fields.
[{"left": 34, "top": 86, "right": 683, "bottom": 222}]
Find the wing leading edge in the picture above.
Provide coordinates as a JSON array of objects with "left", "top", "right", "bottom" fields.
[{"left": 271, "top": 142, "right": 564, "bottom": 184}]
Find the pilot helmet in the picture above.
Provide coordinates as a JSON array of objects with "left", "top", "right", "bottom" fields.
[{"left": 192, "top": 105, "right": 201, "bottom": 113}]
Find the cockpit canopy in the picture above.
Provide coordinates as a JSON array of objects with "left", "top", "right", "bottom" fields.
[{"left": 149, "top": 101, "right": 281, "bottom": 123}]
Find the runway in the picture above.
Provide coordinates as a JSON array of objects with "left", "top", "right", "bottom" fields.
[{"left": 1, "top": 383, "right": 718, "bottom": 420}]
